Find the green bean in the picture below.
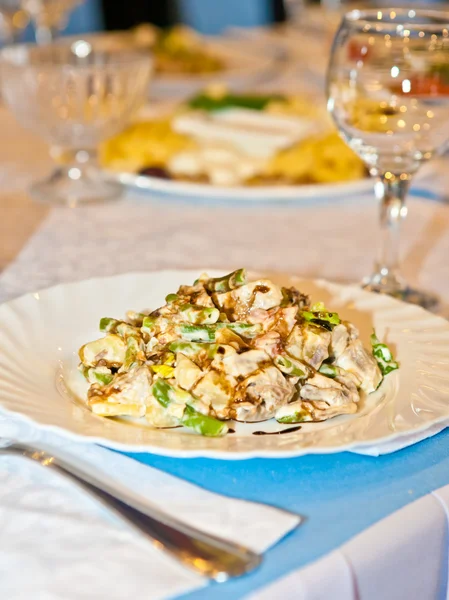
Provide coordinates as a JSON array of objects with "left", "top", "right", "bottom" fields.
[
  {"left": 180, "top": 304, "right": 220, "bottom": 325},
  {"left": 179, "top": 324, "right": 216, "bottom": 342},
  {"left": 276, "top": 401, "right": 313, "bottom": 424},
  {"left": 122, "top": 336, "right": 144, "bottom": 371},
  {"left": 141, "top": 316, "right": 159, "bottom": 336},
  {"left": 223, "top": 323, "right": 262, "bottom": 338},
  {"left": 274, "top": 355, "right": 307, "bottom": 378},
  {"left": 319, "top": 364, "right": 339, "bottom": 378},
  {"left": 152, "top": 379, "right": 190, "bottom": 408},
  {"left": 179, "top": 322, "right": 262, "bottom": 343},
  {"left": 169, "top": 340, "right": 218, "bottom": 358},
  {"left": 165, "top": 293, "right": 179, "bottom": 304},
  {"left": 301, "top": 307, "right": 341, "bottom": 330},
  {"left": 204, "top": 268, "right": 247, "bottom": 293},
  {"left": 277, "top": 411, "right": 311, "bottom": 424},
  {"left": 370, "top": 331, "right": 399, "bottom": 376},
  {"left": 88, "top": 367, "right": 114, "bottom": 386},
  {"left": 182, "top": 405, "right": 228, "bottom": 437},
  {"left": 99, "top": 317, "right": 120, "bottom": 333},
  {"left": 152, "top": 381, "right": 228, "bottom": 436}
]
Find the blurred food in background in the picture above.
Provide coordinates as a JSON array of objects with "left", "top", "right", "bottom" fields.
[
  {"left": 152, "top": 25, "right": 225, "bottom": 75},
  {"left": 101, "top": 88, "right": 366, "bottom": 187},
  {"left": 92, "top": 25, "right": 226, "bottom": 75},
  {"left": 78, "top": 26, "right": 279, "bottom": 99}
]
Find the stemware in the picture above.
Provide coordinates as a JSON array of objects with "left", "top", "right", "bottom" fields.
[
  {"left": 0, "top": 39, "right": 153, "bottom": 205},
  {"left": 327, "top": 9, "right": 449, "bottom": 309},
  {"left": 22, "top": 0, "right": 83, "bottom": 44}
]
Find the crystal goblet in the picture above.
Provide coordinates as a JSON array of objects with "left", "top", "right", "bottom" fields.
[{"left": 0, "top": 39, "right": 153, "bottom": 205}]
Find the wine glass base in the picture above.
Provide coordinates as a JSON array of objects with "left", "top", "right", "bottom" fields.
[
  {"left": 30, "top": 167, "right": 123, "bottom": 206},
  {"left": 362, "top": 280, "right": 440, "bottom": 312}
]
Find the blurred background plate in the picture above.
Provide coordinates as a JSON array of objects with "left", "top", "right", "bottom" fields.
[{"left": 108, "top": 170, "right": 374, "bottom": 201}]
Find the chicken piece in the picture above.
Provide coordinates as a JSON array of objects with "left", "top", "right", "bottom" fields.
[
  {"left": 177, "top": 281, "right": 215, "bottom": 308},
  {"left": 210, "top": 343, "right": 238, "bottom": 371},
  {"left": 174, "top": 353, "right": 203, "bottom": 391},
  {"left": 213, "top": 280, "right": 283, "bottom": 321},
  {"left": 264, "top": 306, "right": 298, "bottom": 336},
  {"left": 146, "top": 404, "right": 181, "bottom": 428},
  {"left": 335, "top": 339, "right": 382, "bottom": 394},
  {"left": 221, "top": 349, "right": 272, "bottom": 378},
  {"left": 91, "top": 402, "right": 146, "bottom": 418},
  {"left": 284, "top": 370, "right": 360, "bottom": 421},
  {"left": 251, "top": 306, "right": 298, "bottom": 358},
  {"left": 246, "top": 308, "right": 270, "bottom": 325},
  {"left": 214, "top": 328, "right": 249, "bottom": 351},
  {"left": 335, "top": 368, "right": 362, "bottom": 391},
  {"left": 286, "top": 323, "right": 331, "bottom": 369},
  {"left": 125, "top": 311, "right": 149, "bottom": 327},
  {"left": 330, "top": 323, "right": 349, "bottom": 360},
  {"left": 301, "top": 372, "right": 359, "bottom": 405},
  {"left": 193, "top": 370, "right": 235, "bottom": 419},
  {"left": 149, "top": 282, "right": 215, "bottom": 323},
  {"left": 142, "top": 315, "right": 180, "bottom": 347},
  {"left": 88, "top": 365, "right": 153, "bottom": 409},
  {"left": 253, "top": 330, "right": 283, "bottom": 358},
  {"left": 79, "top": 334, "right": 126, "bottom": 369},
  {"left": 232, "top": 365, "right": 294, "bottom": 422},
  {"left": 343, "top": 320, "right": 359, "bottom": 341}
]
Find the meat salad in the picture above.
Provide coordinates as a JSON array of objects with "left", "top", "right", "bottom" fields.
[{"left": 78, "top": 270, "right": 398, "bottom": 436}]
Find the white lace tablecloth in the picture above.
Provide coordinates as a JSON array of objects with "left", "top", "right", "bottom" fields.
[{"left": 1, "top": 189, "right": 449, "bottom": 309}]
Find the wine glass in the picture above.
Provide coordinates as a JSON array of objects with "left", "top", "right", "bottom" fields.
[
  {"left": 0, "top": 0, "right": 29, "bottom": 44},
  {"left": 327, "top": 9, "right": 449, "bottom": 309},
  {"left": 21, "top": 0, "right": 83, "bottom": 44},
  {"left": 0, "top": 39, "right": 153, "bottom": 205}
]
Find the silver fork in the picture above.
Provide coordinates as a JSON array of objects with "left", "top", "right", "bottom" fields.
[{"left": 1, "top": 441, "right": 262, "bottom": 582}]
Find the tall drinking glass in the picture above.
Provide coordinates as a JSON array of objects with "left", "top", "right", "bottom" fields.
[{"left": 327, "top": 9, "right": 449, "bottom": 309}]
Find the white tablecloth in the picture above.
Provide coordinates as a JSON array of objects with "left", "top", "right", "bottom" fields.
[{"left": 250, "top": 486, "right": 449, "bottom": 600}]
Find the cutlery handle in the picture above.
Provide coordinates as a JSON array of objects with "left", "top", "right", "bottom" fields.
[{"left": 6, "top": 444, "right": 261, "bottom": 582}]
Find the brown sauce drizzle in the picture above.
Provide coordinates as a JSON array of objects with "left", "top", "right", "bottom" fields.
[
  {"left": 228, "top": 428, "right": 236, "bottom": 434},
  {"left": 252, "top": 425, "right": 302, "bottom": 436}
]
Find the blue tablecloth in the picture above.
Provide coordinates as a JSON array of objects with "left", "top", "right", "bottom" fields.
[{"left": 123, "top": 428, "right": 449, "bottom": 599}]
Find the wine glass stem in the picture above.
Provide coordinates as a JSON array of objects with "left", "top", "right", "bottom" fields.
[{"left": 367, "top": 171, "right": 413, "bottom": 292}]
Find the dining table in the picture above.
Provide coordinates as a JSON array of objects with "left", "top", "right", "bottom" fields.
[{"left": 1, "top": 24, "right": 449, "bottom": 600}]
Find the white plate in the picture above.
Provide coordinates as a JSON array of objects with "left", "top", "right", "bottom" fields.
[
  {"left": 113, "top": 171, "right": 374, "bottom": 201},
  {"left": 0, "top": 270, "right": 448, "bottom": 459}
]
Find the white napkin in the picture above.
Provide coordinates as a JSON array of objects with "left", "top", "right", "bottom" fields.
[
  {"left": 0, "top": 412, "right": 300, "bottom": 600},
  {"left": 351, "top": 420, "right": 449, "bottom": 457}
]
